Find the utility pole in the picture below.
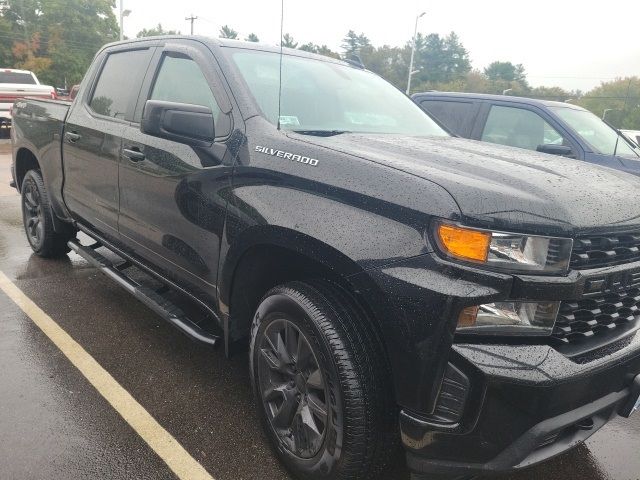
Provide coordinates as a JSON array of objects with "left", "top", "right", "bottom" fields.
[
  {"left": 406, "top": 12, "right": 426, "bottom": 95},
  {"left": 185, "top": 14, "right": 198, "bottom": 35}
]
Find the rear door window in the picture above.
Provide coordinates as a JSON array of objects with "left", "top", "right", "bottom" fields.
[
  {"left": 481, "top": 105, "right": 566, "bottom": 151},
  {"left": 89, "top": 49, "right": 152, "bottom": 121},
  {"left": 419, "top": 99, "right": 478, "bottom": 136}
]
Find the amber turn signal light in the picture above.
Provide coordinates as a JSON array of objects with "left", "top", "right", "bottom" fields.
[
  {"left": 458, "top": 306, "right": 479, "bottom": 328},
  {"left": 436, "top": 224, "right": 491, "bottom": 262}
]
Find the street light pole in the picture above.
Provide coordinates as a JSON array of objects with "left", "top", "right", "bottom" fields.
[
  {"left": 406, "top": 11, "right": 425, "bottom": 95},
  {"left": 118, "top": 0, "right": 131, "bottom": 41}
]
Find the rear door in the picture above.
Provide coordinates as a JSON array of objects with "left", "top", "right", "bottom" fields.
[
  {"left": 416, "top": 98, "right": 480, "bottom": 137},
  {"left": 118, "top": 40, "right": 237, "bottom": 296},
  {"left": 62, "top": 46, "right": 154, "bottom": 237}
]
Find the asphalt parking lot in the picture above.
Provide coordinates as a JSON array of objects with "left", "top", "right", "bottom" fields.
[{"left": 0, "top": 137, "right": 639, "bottom": 480}]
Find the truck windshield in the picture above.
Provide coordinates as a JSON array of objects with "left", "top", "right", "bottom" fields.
[
  {"left": 0, "top": 71, "right": 36, "bottom": 84},
  {"left": 550, "top": 106, "right": 640, "bottom": 158},
  {"left": 228, "top": 49, "right": 448, "bottom": 137}
]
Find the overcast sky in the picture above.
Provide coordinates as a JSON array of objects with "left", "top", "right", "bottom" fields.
[{"left": 117, "top": 0, "right": 640, "bottom": 92}]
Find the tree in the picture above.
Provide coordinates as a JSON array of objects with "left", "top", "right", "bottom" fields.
[
  {"left": 316, "top": 45, "right": 341, "bottom": 59},
  {"left": 299, "top": 42, "right": 319, "bottom": 53},
  {"left": 0, "top": 16, "right": 14, "bottom": 66},
  {"left": 484, "top": 61, "right": 528, "bottom": 86},
  {"left": 219, "top": 25, "right": 238, "bottom": 39},
  {"left": 245, "top": 33, "right": 259, "bottom": 42},
  {"left": 408, "top": 32, "right": 471, "bottom": 89},
  {"left": 359, "top": 44, "right": 407, "bottom": 90},
  {"left": 528, "top": 86, "right": 571, "bottom": 102},
  {"left": 341, "top": 30, "right": 370, "bottom": 56},
  {"left": 137, "top": 24, "right": 179, "bottom": 38},
  {"left": 280, "top": 33, "right": 297, "bottom": 48},
  {"left": 0, "top": 0, "right": 119, "bottom": 87},
  {"left": 479, "top": 61, "right": 530, "bottom": 95},
  {"left": 578, "top": 77, "right": 640, "bottom": 129}
]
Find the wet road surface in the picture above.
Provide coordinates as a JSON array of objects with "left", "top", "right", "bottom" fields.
[{"left": 0, "top": 141, "right": 639, "bottom": 480}]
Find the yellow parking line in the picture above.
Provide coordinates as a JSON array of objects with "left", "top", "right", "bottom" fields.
[{"left": 0, "top": 270, "right": 215, "bottom": 480}]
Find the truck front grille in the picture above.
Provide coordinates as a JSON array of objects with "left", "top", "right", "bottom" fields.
[
  {"left": 553, "top": 286, "right": 640, "bottom": 346},
  {"left": 570, "top": 232, "right": 640, "bottom": 269}
]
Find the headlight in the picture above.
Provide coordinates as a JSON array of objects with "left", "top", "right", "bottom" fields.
[
  {"left": 433, "top": 222, "right": 573, "bottom": 274},
  {"left": 458, "top": 301, "right": 560, "bottom": 335}
]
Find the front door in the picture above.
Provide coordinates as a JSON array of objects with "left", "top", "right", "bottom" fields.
[{"left": 118, "top": 42, "right": 237, "bottom": 297}]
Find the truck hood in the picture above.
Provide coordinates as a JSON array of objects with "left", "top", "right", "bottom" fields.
[{"left": 292, "top": 133, "right": 640, "bottom": 236}]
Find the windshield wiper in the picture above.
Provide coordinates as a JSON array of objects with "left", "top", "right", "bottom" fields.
[{"left": 293, "top": 129, "right": 350, "bottom": 137}]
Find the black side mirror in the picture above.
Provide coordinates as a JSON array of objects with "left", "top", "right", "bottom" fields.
[
  {"left": 141, "top": 100, "right": 214, "bottom": 147},
  {"left": 536, "top": 144, "right": 574, "bottom": 158}
]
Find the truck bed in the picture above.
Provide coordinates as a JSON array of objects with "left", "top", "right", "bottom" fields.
[{"left": 11, "top": 98, "right": 72, "bottom": 220}]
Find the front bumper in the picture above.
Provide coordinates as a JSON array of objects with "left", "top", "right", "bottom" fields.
[
  {"left": 401, "top": 338, "right": 640, "bottom": 477},
  {"left": 354, "top": 251, "right": 640, "bottom": 476}
]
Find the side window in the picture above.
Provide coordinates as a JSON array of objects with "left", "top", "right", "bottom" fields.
[
  {"left": 150, "top": 55, "right": 224, "bottom": 131},
  {"left": 89, "top": 49, "right": 150, "bottom": 120},
  {"left": 420, "top": 100, "right": 476, "bottom": 136},
  {"left": 481, "top": 105, "right": 565, "bottom": 151}
]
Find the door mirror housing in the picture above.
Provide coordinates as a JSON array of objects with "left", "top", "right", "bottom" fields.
[
  {"left": 141, "top": 100, "right": 215, "bottom": 147},
  {"left": 536, "top": 144, "right": 574, "bottom": 158}
]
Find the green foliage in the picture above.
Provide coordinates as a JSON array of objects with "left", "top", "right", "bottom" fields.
[
  {"left": 0, "top": 0, "right": 118, "bottom": 87},
  {"left": 482, "top": 61, "right": 529, "bottom": 94},
  {"left": 341, "top": 30, "right": 370, "bottom": 56},
  {"left": 413, "top": 32, "right": 471, "bottom": 85},
  {"left": 298, "top": 42, "right": 340, "bottom": 59},
  {"left": 137, "top": 23, "right": 179, "bottom": 38},
  {"left": 359, "top": 44, "right": 407, "bottom": 90},
  {"left": 529, "top": 86, "right": 571, "bottom": 102},
  {"left": 281, "top": 33, "right": 297, "bottom": 48},
  {"left": 245, "top": 33, "right": 259, "bottom": 42},
  {"left": 219, "top": 25, "right": 238, "bottom": 39},
  {"left": 577, "top": 77, "right": 640, "bottom": 129},
  {"left": 0, "top": 16, "right": 14, "bottom": 66}
]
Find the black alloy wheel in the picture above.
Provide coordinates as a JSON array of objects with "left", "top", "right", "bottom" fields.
[
  {"left": 257, "top": 318, "right": 329, "bottom": 458},
  {"left": 20, "top": 169, "right": 75, "bottom": 258},
  {"left": 250, "top": 281, "right": 399, "bottom": 480},
  {"left": 22, "top": 174, "right": 45, "bottom": 250}
]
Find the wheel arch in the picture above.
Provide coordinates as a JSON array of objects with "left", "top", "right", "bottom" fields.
[
  {"left": 14, "top": 147, "right": 41, "bottom": 190},
  {"left": 220, "top": 226, "right": 392, "bottom": 369}
]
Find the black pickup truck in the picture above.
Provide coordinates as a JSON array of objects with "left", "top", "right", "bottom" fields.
[{"left": 10, "top": 36, "right": 640, "bottom": 480}]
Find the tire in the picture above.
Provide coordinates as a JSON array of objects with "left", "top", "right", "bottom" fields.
[
  {"left": 250, "top": 280, "right": 398, "bottom": 480},
  {"left": 21, "top": 169, "right": 75, "bottom": 258}
]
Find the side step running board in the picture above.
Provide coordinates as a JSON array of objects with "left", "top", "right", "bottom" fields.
[{"left": 68, "top": 239, "right": 219, "bottom": 347}]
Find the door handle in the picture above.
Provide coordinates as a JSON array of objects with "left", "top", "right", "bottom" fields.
[
  {"left": 65, "top": 131, "right": 81, "bottom": 143},
  {"left": 122, "top": 147, "right": 145, "bottom": 162}
]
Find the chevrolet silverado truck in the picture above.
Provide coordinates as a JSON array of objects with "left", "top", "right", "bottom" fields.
[
  {"left": 0, "top": 68, "right": 56, "bottom": 128},
  {"left": 10, "top": 36, "right": 640, "bottom": 480}
]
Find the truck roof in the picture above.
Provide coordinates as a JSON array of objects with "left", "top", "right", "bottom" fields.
[
  {"left": 100, "top": 35, "right": 353, "bottom": 68},
  {"left": 412, "top": 91, "right": 586, "bottom": 111}
]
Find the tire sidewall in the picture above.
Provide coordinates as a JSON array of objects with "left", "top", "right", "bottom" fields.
[
  {"left": 20, "top": 170, "right": 48, "bottom": 254},
  {"left": 250, "top": 291, "right": 345, "bottom": 479}
]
